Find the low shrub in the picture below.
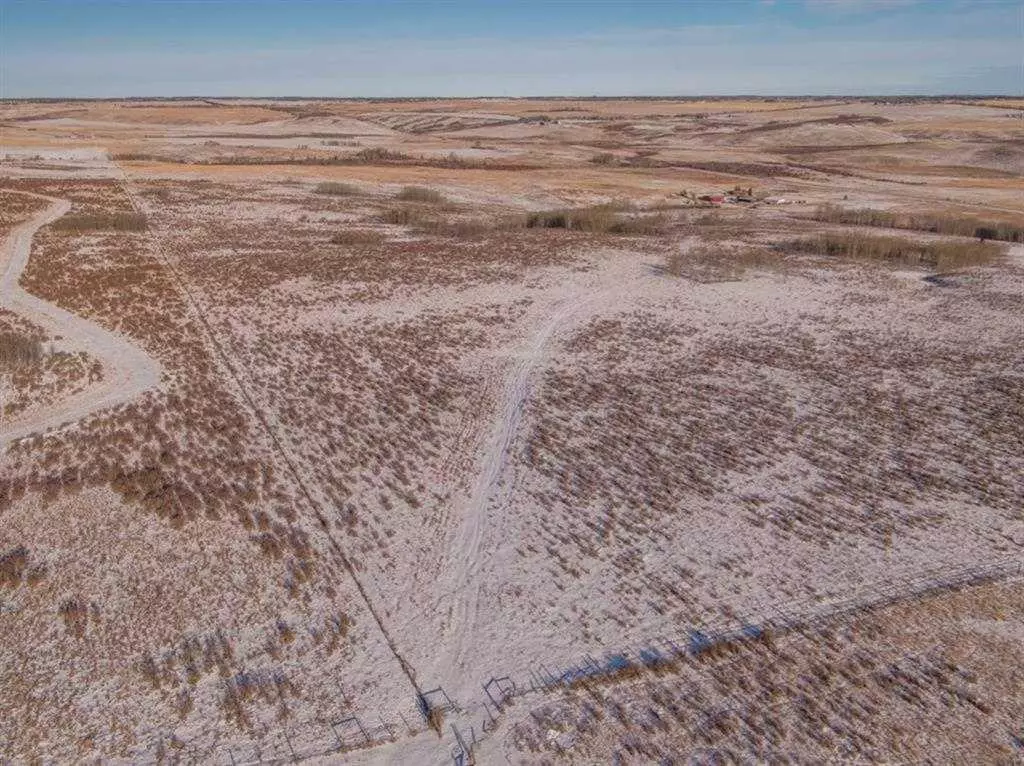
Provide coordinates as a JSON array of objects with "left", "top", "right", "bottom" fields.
[
  {"left": 379, "top": 206, "right": 430, "bottom": 226},
  {"left": 395, "top": 186, "right": 445, "bottom": 204},
  {"left": 314, "top": 181, "right": 360, "bottom": 196},
  {"left": 609, "top": 214, "right": 669, "bottom": 236},
  {"left": 52, "top": 211, "right": 148, "bottom": 232},
  {"left": 810, "top": 204, "right": 1024, "bottom": 243},
  {"left": 0, "top": 332, "right": 43, "bottom": 371},
  {"left": 780, "top": 232, "right": 1003, "bottom": 271},
  {"left": 126, "top": 149, "right": 537, "bottom": 171},
  {"left": 110, "top": 152, "right": 165, "bottom": 162},
  {"left": 0, "top": 546, "right": 29, "bottom": 588},
  {"left": 416, "top": 219, "right": 494, "bottom": 238},
  {"left": 523, "top": 204, "right": 666, "bottom": 236},
  {"left": 350, "top": 147, "right": 412, "bottom": 163}
]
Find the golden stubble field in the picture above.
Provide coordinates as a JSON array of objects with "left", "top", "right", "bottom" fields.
[{"left": 1, "top": 97, "right": 1022, "bottom": 764}]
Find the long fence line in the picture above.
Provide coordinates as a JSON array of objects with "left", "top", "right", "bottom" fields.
[
  {"left": 112, "top": 167, "right": 428, "bottom": 707},
  {"left": 11, "top": 699, "right": 428, "bottom": 766},
  {"left": 463, "top": 555, "right": 1024, "bottom": 762},
  {"left": 0, "top": 167, "right": 432, "bottom": 766},
  {"left": 3, "top": 554, "right": 1014, "bottom": 765}
]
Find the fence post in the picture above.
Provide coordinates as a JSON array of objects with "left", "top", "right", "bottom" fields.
[
  {"left": 329, "top": 722, "right": 344, "bottom": 751},
  {"left": 451, "top": 724, "right": 473, "bottom": 765},
  {"left": 378, "top": 706, "right": 396, "bottom": 741},
  {"left": 540, "top": 664, "right": 556, "bottom": 687},
  {"left": 282, "top": 730, "right": 297, "bottom": 764},
  {"left": 336, "top": 681, "right": 350, "bottom": 708},
  {"left": 356, "top": 717, "right": 371, "bottom": 745},
  {"left": 398, "top": 709, "right": 412, "bottom": 732}
]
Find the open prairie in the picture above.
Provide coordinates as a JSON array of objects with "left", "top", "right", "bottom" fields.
[{"left": 1, "top": 97, "right": 1022, "bottom": 764}]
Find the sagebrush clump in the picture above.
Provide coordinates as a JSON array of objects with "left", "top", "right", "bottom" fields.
[
  {"left": 314, "top": 181, "right": 360, "bottom": 196},
  {"left": 395, "top": 186, "right": 445, "bottom": 204}
]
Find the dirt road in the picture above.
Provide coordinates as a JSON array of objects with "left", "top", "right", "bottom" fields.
[
  {"left": 428, "top": 293, "right": 600, "bottom": 702},
  {"left": 0, "top": 192, "right": 162, "bottom": 447}
]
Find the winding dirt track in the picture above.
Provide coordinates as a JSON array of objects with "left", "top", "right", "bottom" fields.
[{"left": 0, "top": 192, "right": 161, "bottom": 448}]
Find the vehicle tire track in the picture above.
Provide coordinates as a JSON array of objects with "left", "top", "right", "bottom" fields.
[
  {"left": 0, "top": 192, "right": 162, "bottom": 448},
  {"left": 434, "top": 294, "right": 598, "bottom": 690}
]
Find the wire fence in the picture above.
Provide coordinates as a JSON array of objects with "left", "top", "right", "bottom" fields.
[
  {"left": 482, "top": 555, "right": 1024, "bottom": 761},
  {"left": 468, "top": 555, "right": 1024, "bottom": 749},
  {"left": 28, "top": 706, "right": 424, "bottom": 766},
  {"left": 2, "top": 556, "right": 1019, "bottom": 765}
]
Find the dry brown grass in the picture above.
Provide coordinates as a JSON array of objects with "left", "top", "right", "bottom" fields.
[
  {"left": 51, "top": 211, "right": 148, "bottom": 233},
  {"left": 415, "top": 219, "right": 496, "bottom": 238},
  {"left": 2, "top": 350, "right": 101, "bottom": 417},
  {"left": 426, "top": 706, "right": 445, "bottom": 735},
  {"left": 809, "top": 204, "right": 1024, "bottom": 243},
  {"left": 378, "top": 206, "right": 431, "bottom": 226},
  {"left": 110, "top": 152, "right": 165, "bottom": 162},
  {"left": 515, "top": 296, "right": 1023, "bottom": 610},
  {"left": 666, "top": 245, "right": 780, "bottom": 281},
  {"left": 395, "top": 186, "right": 445, "bottom": 204},
  {"left": 329, "top": 229, "right": 387, "bottom": 246},
  {"left": 523, "top": 204, "right": 667, "bottom": 236},
  {"left": 58, "top": 596, "right": 90, "bottom": 638},
  {"left": 314, "top": 181, "right": 360, "bottom": 196},
  {"left": 399, "top": 202, "right": 667, "bottom": 239},
  {"left": 125, "top": 146, "right": 537, "bottom": 171},
  {"left": 0, "top": 546, "right": 30, "bottom": 588},
  {"left": 507, "top": 580, "right": 1024, "bottom": 763},
  {"left": 4, "top": 99, "right": 1024, "bottom": 763},
  {"left": 0, "top": 545, "right": 47, "bottom": 589},
  {"left": 0, "top": 332, "right": 43, "bottom": 371},
  {"left": 781, "top": 232, "right": 1004, "bottom": 271}
]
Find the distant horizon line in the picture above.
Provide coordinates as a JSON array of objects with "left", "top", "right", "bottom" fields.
[{"left": 3, "top": 94, "right": 1021, "bottom": 103}]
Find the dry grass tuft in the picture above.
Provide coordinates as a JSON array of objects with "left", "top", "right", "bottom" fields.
[
  {"left": 416, "top": 219, "right": 495, "bottom": 238},
  {"left": 395, "top": 186, "right": 445, "bottom": 204},
  {"left": 0, "top": 546, "right": 30, "bottom": 588},
  {"left": 1, "top": 546, "right": 47, "bottom": 589},
  {"left": 426, "top": 706, "right": 445, "bottom": 735},
  {"left": 781, "top": 232, "right": 1004, "bottom": 271},
  {"left": 314, "top": 181, "right": 360, "bottom": 196},
  {"left": 350, "top": 147, "right": 413, "bottom": 164},
  {"left": 0, "top": 332, "right": 43, "bottom": 371},
  {"left": 110, "top": 152, "right": 165, "bottom": 162},
  {"left": 58, "top": 596, "right": 90, "bottom": 638},
  {"left": 379, "top": 206, "right": 431, "bottom": 226},
  {"left": 51, "top": 211, "right": 148, "bottom": 232},
  {"left": 524, "top": 204, "right": 666, "bottom": 235},
  {"left": 810, "top": 204, "right": 1024, "bottom": 243}
]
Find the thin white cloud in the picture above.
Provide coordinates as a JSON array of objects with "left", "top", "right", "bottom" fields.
[{"left": 805, "top": 0, "right": 920, "bottom": 11}]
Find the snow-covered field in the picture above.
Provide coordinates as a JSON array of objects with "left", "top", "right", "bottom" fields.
[{"left": 1, "top": 98, "right": 1022, "bottom": 764}]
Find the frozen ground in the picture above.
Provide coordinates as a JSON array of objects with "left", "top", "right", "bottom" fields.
[{"left": 0, "top": 97, "right": 1021, "bottom": 764}]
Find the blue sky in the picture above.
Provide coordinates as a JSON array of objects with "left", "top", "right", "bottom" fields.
[{"left": 1, "top": 0, "right": 1021, "bottom": 97}]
